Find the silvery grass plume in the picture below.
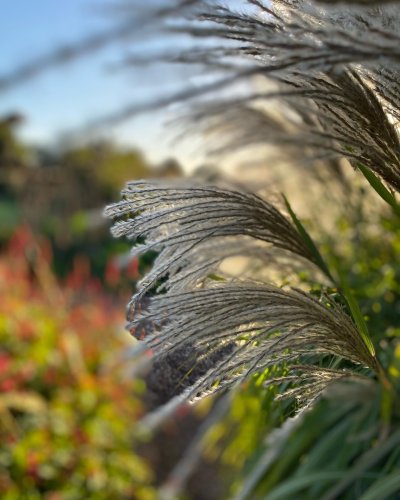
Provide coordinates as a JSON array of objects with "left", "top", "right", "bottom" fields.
[
  {"left": 105, "top": 181, "right": 316, "bottom": 303},
  {"left": 156, "top": 1, "right": 400, "bottom": 197},
  {"left": 104, "top": 1, "right": 400, "bottom": 495},
  {"left": 188, "top": 68, "right": 400, "bottom": 183},
  {"left": 105, "top": 180, "right": 379, "bottom": 407},
  {"left": 103, "top": 0, "right": 400, "bottom": 420}
]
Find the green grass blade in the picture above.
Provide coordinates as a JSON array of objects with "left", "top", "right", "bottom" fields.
[
  {"left": 338, "top": 271, "right": 375, "bottom": 358},
  {"left": 357, "top": 164, "right": 400, "bottom": 215},
  {"left": 283, "top": 194, "right": 376, "bottom": 357},
  {"left": 265, "top": 472, "right": 343, "bottom": 500},
  {"left": 321, "top": 429, "right": 400, "bottom": 500},
  {"left": 282, "top": 195, "right": 334, "bottom": 282},
  {"left": 295, "top": 418, "right": 353, "bottom": 475},
  {"left": 359, "top": 472, "right": 400, "bottom": 500}
]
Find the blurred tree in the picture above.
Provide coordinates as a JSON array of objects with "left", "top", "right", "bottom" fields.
[
  {"left": 0, "top": 113, "right": 26, "bottom": 168},
  {"left": 0, "top": 114, "right": 28, "bottom": 240},
  {"left": 61, "top": 141, "right": 151, "bottom": 199}
]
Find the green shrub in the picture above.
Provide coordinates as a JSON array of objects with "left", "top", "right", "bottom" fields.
[{"left": 0, "top": 227, "right": 154, "bottom": 499}]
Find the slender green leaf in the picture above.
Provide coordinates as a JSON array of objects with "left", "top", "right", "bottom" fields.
[
  {"left": 321, "top": 429, "right": 400, "bottom": 500},
  {"left": 282, "top": 195, "right": 334, "bottom": 282},
  {"left": 282, "top": 195, "right": 376, "bottom": 357},
  {"left": 357, "top": 164, "right": 400, "bottom": 216},
  {"left": 338, "top": 271, "right": 376, "bottom": 357},
  {"left": 359, "top": 472, "right": 400, "bottom": 500},
  {"left": 295, "top": 418, "right": 354, "bottom": 475},
  {"left": 265, "top": 472, "right": 343, "bottom": 500}
]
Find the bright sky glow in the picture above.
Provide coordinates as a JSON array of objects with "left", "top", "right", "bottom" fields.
[{"left": 0, "top": 0, "right": 205, "bottom": 167}]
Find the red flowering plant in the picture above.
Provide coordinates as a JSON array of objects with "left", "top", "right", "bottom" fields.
[{"left": 0, "top": 226, "right": 154, "bottom": 499}]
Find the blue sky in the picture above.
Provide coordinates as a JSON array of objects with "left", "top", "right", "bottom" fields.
[{"left": 0, "top": 0, "right": 201, "bottom": 166}]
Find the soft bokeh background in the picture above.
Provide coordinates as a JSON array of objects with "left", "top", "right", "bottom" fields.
[
  {"left": 0, "top": 2, "right": 195, "bottom": 497},
  {"left": 0, "top": 0, "right": 197, "bottom": 166},
  {"left": 2, "top": 2, "right": 400, "bottom": 499}
]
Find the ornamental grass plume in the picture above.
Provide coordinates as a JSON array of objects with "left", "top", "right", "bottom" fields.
[
  {"left": 106, "top": 0, "right": 399, "bottom": 396},
  {"left": 106, "top": 1, "right": 400, "bottom": 497}
]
